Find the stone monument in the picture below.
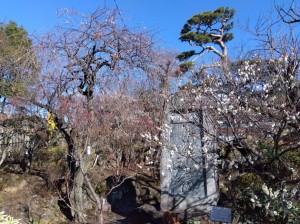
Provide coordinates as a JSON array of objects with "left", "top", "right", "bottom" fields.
[{"left": 161, "top": 91, "right": 219, "bottom": 213}]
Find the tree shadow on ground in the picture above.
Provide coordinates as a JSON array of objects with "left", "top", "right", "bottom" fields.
[
  {"left": 105, "top": 174, "right": 162, "bottom": 224},
  {"left": 57, "top": 194, "right": 73, "bottom": 221}
]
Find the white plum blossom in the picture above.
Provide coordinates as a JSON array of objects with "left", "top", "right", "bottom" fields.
[
  {"left": 262, "top": 183, "right": 270, "bottom": 195},
  {"left": 273, "top": 190, "right": 279, "bottom": 198},
  {"left": 153, "top": 135, "right": 159, "bottom": 141},
  {"left": 265, "top": 202, "right": 270, "bottom": 209},
  {"left": 287, "top": 201, "right": 293, "bottom": 209},
  {"left": 193, "top": 164, "right": 200, "bottom": 170}
]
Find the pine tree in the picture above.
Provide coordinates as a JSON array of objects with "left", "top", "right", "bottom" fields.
[
  {"left": 178, "top": 7, "right": 235, "bottom": 71},
  {"left": 0, "top": 21, "right": 37, "bottom": 112}
]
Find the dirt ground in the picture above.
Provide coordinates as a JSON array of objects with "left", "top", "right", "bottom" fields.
[
  {"left": 0, "top": 168, "right": 211, "bottom": 224},
  {"left": 0, "top": 169, "right": 70, "bottom": 223},
  {"left": 0, "top": 169, "right": 154, "bottom": 224}
]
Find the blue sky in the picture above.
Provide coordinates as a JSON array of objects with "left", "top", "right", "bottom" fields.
[{"left": 0, "top": 0, "right": 290, "bottom": 53}]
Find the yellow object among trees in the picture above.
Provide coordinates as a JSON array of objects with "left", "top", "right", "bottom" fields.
[{"left": 47, "top": 112, "right": 56, "bottom": 135}]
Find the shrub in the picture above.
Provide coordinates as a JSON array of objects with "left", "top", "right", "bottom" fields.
[{"left": 0, "top": 211, "right": 21, "bottom": 224}]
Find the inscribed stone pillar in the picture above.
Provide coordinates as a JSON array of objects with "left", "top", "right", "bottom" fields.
[{"left": 160, "top": 92, "right": 219, "bottom": 213}]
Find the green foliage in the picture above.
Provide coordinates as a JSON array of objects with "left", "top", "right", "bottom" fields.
[
  {"left": 282, "top": 150, "right": 300, "bottom": 169},
  {"left": 95, "top": 181, "right": 106, "bottom": 196},
  {"left": 0, "top": 21, "right": 31, "bottom": 53},
  {"left": 0, "top": 211, "right": 21, "bottom": 224},
  {"left": 223, "top": 33, "right": 234, "bottom": 42},
  {"left": 0, "top": 80, "right": 25, "bottom": 97},
  {"left": 177, "top": 50, "right": 196, "bottom": 61},
  {"left": 223, "top": 169, "right": 299, "bottom": 224},
  {"left": 179, "top": 61, "right": 194, "bottom": 73},
  {"left": 177, "top": 7, "right": 235, "bottom": 75},
  {"left": 32, "top": 146, "right": 66, "bottom": 168},
  {"left": 186, "top": 219, "right": 201, "bottom": 224},
  {"left": 237, "top": 173, "right": 263, "bottom": 189},
  {"left": 238, "top": 184, "right": 299, "bottom": 223},
  {"left": 257, "top": 140, "right": 274, "bottom": 158},
  {"left": 257, "top": 140, "right": 298, "bottom": 181},
  {"left": 179, "top": 7, "right": 235, "bottom": 47},
  {"left": 0, "top": 21, "right": 36, "bottom": 103},
  {"left": 46, "top": 146, "right": 66, "bottom": 162},
  {"left": 132, "top": 143, "right": 144, "bottom": 152},
  {"left": 180, "top": 32, "right": 212, "bottom": 45}
]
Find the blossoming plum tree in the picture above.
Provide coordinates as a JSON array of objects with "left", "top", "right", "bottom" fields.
[
  {"left": 178, "top": 5, "right": 299, "bottom": 223},
  {"left": 29, "top": 7, "right": 160, "bottom": 223}
]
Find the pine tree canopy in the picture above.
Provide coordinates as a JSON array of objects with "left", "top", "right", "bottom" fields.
[
  {"left": 0, "top": 21, "right": 36, "bottom": 102},
  {"left": 178, "top": 7, "right": 235, "bottom": 62}
]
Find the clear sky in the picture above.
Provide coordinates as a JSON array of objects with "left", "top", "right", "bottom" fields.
[{"left": 0, "top": 0, "right": 290, "bottom": 53}]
